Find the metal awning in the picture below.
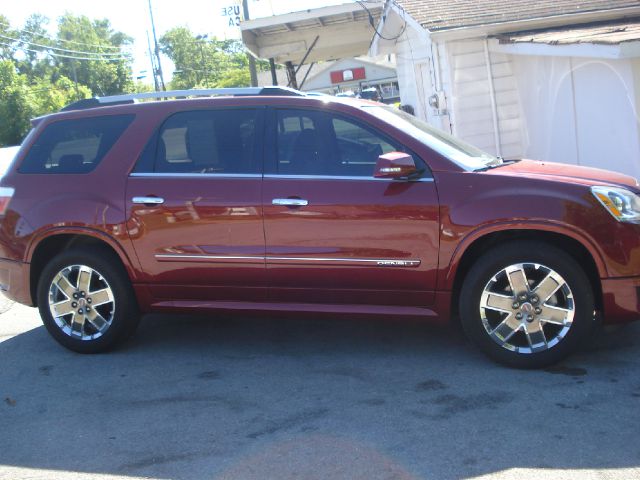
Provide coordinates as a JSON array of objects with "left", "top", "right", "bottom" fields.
[{"left": 241, "top": 2, "right": 383, "bottom": 64}]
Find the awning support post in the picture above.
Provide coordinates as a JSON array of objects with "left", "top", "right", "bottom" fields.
[
  {"left": 270, "top": 58, "right": 278, "bottom": 85},
  {"left": 299, "top": 62, "right": 316, "bottom": 90},
  {"left": 286, "top": 61, "right": 298, "bottom": 89},
  {"left": 287, "top": 35, "right": 320, "bottom": 89}
]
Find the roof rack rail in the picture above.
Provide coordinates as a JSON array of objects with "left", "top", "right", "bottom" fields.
[{"left": 60, "top": 86, "right": 305, "bottom": 112}]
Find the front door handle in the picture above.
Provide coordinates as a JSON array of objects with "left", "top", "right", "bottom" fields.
[
  {"left": 272, "top": 198, "right": 309, "bottom": 207},
  {"left": 132, "top": 196, "right": 165, "bottom": 205}
]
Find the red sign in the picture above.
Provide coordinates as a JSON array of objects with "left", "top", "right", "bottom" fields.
[{"left": 330, "top": 67, "right": 366, "bottom": 84}]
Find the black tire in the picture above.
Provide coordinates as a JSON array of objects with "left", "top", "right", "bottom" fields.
[
  {"left": 459, "top": 241, "right": 595, "bottom": 368},
  {"left": 37, "top": 246, "right": 140, "bottom": 353}
]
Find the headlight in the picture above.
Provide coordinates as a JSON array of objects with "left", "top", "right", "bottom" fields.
[{"left": 591, "top": 186, "right": 640, "bottom": 223}]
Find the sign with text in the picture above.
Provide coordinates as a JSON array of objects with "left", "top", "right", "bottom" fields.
[
  {"left": 216, "top": 0, "right": 275, "bottom": 39},
  {"left": 221, "top": 3, "right": 243, "bottom": 28},
  {"left": 217, "top": 1, "right": 243, "bottom": 38}
]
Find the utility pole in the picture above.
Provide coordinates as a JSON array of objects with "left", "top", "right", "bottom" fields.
[
  {"left": 70, "top": 59, "right": 80, "bottom": 100},
  {"left": 147, "top": 0, "right": 166, "bottom": 91},
  {"left": 195, "top": 34, "right": 208, "bottom": 86},
  {"left": 146, "top": 30, "right": 160, "bottom": 91},
  {"left": 242, "top": 0, "right": 258, "bottom": 87}
]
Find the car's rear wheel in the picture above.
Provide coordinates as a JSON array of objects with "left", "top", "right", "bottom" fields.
[
  {"left": 459, "top": 241, "right": 595, "bottom": 368},
  {"left": 37, "top": 247, "right": 140, "bottom": 353}
]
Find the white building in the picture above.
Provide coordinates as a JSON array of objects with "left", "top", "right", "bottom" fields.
[
  {"left": 256, "top": 57, "right": 399, "bottom": 102},
  {"left": 243, "top": 3, "right": 399, "bottom": 99},
  {"left": 301, "top": 57, "right": 399, "bottom": 99},
  {"left": 372, "top": 0, "right": 640, "bottom": 176}
]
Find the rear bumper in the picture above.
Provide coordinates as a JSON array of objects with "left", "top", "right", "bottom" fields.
[
  {"left": 0, "top": 258, "right": 32, "bottom": 306},
  {"left": 601, "top": 276, "right": 640, "bottom": 324}
]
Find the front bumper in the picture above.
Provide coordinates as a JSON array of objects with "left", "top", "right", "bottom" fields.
[
  {"left": 0, "top": 257, "right": 32, "bottom": 306},
  {"left": 601, "top": 276, "right": 640, "bottom": 324}
]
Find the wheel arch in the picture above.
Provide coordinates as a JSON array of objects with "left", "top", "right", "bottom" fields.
[
  {"left": 448, "top": 227, "right": 604, "bottom": 318},
  {"left": 28, "top": 229, "right": 136, "bottom": 307}
]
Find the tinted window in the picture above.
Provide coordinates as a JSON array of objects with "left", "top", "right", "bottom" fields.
[
  {"left": 275, "top": 110, "right": 413, "bottom": 177},
  {"left": 19, "top": 115, "right": 134, "bottom": 174},
  {"left": 136, "top": 109, "right": 259, "bottom": 174},
  {"left": 332, "top": 118, "right": 396, "bottom": 173},
  {"left": 276, "top": 112, "right": 319, "bottom": 175}
]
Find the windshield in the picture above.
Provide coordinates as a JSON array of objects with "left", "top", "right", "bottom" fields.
[{"left": 363, "top": 106, "right": 499, "bottom": 170}]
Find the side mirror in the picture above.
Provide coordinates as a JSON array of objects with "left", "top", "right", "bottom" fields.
[{"left": 374, "top": 152, "right": 418, "bottom": 179}]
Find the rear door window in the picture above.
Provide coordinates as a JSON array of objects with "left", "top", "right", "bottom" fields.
[
  {"left": 19, "top": 114, "right": 134, "bottom": 174},
  {"left": 134, "top": 109, "right": 260, "bottom": 174},
  {"left": 275, "top": 111, "right": 319, "bottom": 175}
]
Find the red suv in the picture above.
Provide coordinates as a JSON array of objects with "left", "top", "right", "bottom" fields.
[{"left": 0, "top": 87, "right": 638, "bottom": 368}]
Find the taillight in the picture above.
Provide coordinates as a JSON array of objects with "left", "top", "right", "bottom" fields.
[{"left": 0, "top": 187, "right": 14, "bottom": 215}]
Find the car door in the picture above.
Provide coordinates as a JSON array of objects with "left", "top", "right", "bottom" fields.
[
  {"left": 262, "top": 107, "right": 440, "bottom": 307},
  {"left": 125, "top": 107, "right": 267, "bottom": 302}
]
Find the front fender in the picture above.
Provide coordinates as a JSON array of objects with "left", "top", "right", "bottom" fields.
[
  {"left": 442, "top": 221, "right": 608, "bottom": 290},
  {"left": 434, "top": 171, "right": 625, "bottom": 290}
]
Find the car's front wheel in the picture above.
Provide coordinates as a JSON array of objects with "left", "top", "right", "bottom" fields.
[
  {"left": 459, "top": 241, "right": 595, "bottom": 368},
  {"left": 37, "top": 247, "right": 140, "bottom": 353}
]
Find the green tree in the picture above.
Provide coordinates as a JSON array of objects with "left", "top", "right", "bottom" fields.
[
  {"left": 0, "top": 14, "right": 132, "bottom": 145},
  {"left": 15, "top": 14, "right": 57, "bottom": 80},
  {"left": 160, "top": 27, "right": 270, "bottom": 89},
  {"left": 160, "top": 27, "right": 227, "bottom": 88},
  {"left": 0, "top": 14, "right": 134, "bottom": 95},
  {"left": 32, "top": 75, "right": 91, "bottom": 114},
  {"left": 55, "top": 14, "right": 134, "bottom": 95},
  {"left": 0, "top": 60, "right": 90, "bottom": 146},
  {"left": 133, "top": 80, "right": 155, "bottom": 94},
  {"left": 216, "top": 68, "right": 249, "bottom": 88},
  {"left": 0, "top": 15, "right": 18, "bottom": 61},
  {"left": 0, "top": 60, "right": 33, "bottom": 146}
]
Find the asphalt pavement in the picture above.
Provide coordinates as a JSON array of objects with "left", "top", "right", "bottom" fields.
[{"left": 1, "top": 300, "right": 639, "bottom": 480}]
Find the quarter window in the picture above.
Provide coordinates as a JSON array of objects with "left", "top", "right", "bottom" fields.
[{"left": 19, "top": 114, "right": 134, "bottom": 174}]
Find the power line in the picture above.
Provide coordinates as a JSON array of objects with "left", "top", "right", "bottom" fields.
[
  {"left": 356, "top": 0, "right": 407, "bottom": 42},
  {"left": 0, "top": 33, "right": 128, "bottom": 58},
  {"left": 0, "top": 21, "right": 124, "bottom": 51},
  {"left": 174, "top": 66, "right": 214, "bottom": 73},
  {"left": 0, "top": 41, "right": 129, "bottom": 62}
]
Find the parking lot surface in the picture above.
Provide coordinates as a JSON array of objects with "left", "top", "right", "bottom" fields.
[{"left": 1, "top": 301, "right": 639, "bottom": 480}]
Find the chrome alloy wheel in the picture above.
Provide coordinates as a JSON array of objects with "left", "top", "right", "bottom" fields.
[
  {"left": 479, "top": 263, "right": 574, "bottom": 354},
  {"left": 47, "top": 265, "right": 115, "bottom": 341}
]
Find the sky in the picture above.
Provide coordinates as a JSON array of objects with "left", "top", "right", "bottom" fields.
[{"left": 2, "top": 0, "right": 351, "bottom": 82}]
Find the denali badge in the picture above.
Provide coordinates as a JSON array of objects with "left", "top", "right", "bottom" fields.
[{"left": 376, "top": 260, "right": 420, "bottom": 267}]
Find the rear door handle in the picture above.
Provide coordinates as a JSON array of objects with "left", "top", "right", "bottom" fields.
[
  {"left": 272, "top": 198, "right": 309, "bottom": 207},
  {"left": 132, "top": 196, "right": 165, "bottom": 205}
]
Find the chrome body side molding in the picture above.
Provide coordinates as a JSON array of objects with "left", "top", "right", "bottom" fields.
[{"left": 155, "top": 254, "right": 421, "bottom": 268}]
